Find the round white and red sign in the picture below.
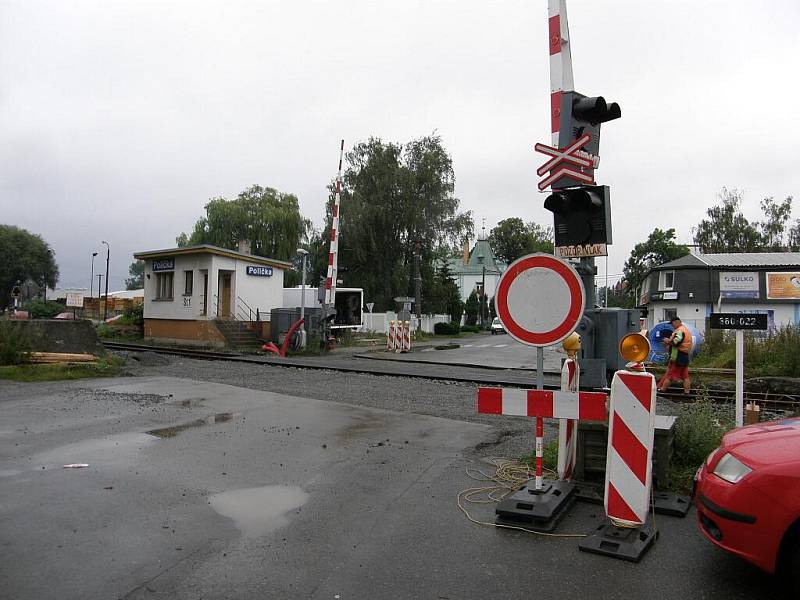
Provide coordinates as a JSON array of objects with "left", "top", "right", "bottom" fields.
[{"left": 495, "top": 253, "right": 585, "bottom": 347}]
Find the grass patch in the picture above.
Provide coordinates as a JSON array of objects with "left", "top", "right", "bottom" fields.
[
  {"left": 521, "top": 439, "right": 559, "bottom": 473},
  {"left": 693, "top": 325, "right": 800, "bottom": 376},
  {"left": 0, "top": 355, "right": 124, "bottom": 382},
  {"left": 668, "top": 386, "right": 735, "bottom": 494}
]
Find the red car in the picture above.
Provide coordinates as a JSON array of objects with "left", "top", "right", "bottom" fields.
[{"left": 695, "top": 417, "right": 800, "bottom": 586}]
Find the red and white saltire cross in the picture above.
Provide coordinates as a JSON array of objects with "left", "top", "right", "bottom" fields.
[
  {"left": 605, "top": 370, "right": 657, "bottom": 527},
  {"left": 477, "top": 387, "right": 606, "bottom": 490},
  {"left": 534, "top": 134, "right": 594, "bottom": 191},
  {"left": 324, "top": 140, "right": 345, "bottom": 308},
  {"left": 548, "top": 0, "right": 574, "bottom": 147},
  {"left": 557, "top": 357, "right": 579, "bottom": 481}
]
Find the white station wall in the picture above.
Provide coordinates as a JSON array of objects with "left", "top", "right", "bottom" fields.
[{"left": 142, "top": 253, "right": 284, "bottom": 321}]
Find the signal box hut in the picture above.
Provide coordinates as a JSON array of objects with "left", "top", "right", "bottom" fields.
[{"left": 133, "top": 244, "right": 290, "bottom": 347}]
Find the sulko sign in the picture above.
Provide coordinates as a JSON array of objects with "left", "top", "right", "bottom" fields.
[{"left": 719, "top": 272, "right": 759, "bottom": 299}]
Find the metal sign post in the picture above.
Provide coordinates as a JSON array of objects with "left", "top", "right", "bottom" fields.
[{"left": 710, "top": 313, "right": 768, "bottom": 427}]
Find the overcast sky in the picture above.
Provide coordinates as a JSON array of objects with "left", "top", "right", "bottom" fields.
[{"left": 2, "top": 0, "right": 799, "bottom": 293}]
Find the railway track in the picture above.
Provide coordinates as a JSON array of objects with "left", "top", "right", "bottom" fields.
[{"left": 103, "top": 341, "right": 800, "bottom": 414}]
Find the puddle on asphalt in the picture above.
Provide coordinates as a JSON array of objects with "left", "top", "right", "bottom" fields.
[
  {"left": 33, "top": 433, "right": 156, "bottom": 468},
  {"left": 0, "top": 469, "right": 22, "bottom": 478},
  {"left": 209, "top": 485, "right": 309, "bottom": 537},
  {"left": 146, "top": 413, "right": 237, "bottom": 438}
]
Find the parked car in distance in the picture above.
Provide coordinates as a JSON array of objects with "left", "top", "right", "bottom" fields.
[
  {"left": 490, "top": 317, "right": 505, "bottom": 335},
  {"left": 694, "top": 418, "right": 800, "bottom": 590}
]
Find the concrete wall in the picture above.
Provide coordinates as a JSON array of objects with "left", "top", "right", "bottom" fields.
[
  {"left": 6, "top": 320, "right": 104, "bottom": 354},
  {"left": 143, "top": 319, "right": 225, "bottom": 348}
]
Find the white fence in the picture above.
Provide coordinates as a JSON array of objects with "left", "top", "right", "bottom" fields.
[{"left": 362, "top": 312, "right": 451, "bottom": 334}]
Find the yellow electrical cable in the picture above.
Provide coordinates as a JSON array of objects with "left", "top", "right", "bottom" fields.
[{"left": 457, "top": 457, "right": 587, "bottom": 538}]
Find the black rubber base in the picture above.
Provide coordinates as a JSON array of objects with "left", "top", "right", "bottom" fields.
[
  {"left": 652, "top": 491, "right": 692, "bottom": 517},
  {"left": 578, "top": 519, "right": 659, "bottom": 562},
  {"left": 495, "top": 480, "right": 577, "bottom": 533},
  {"left": 573, "top": 483, "right": 691, "bottom": 518}
]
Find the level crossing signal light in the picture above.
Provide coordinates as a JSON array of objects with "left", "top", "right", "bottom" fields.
[
  {"left": 544, "top": 185, "right": 612, "bottom": 247},
  {"left": 558, "top": 92, "right": 621, "bottom": 154}
]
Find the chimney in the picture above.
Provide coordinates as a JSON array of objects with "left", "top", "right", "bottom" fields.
[
  {"left": 238, "top": 240, "right": 251, "bottom": 254},
  {"left": 463, "top": 240, "right": 470, "bottom": 266}
]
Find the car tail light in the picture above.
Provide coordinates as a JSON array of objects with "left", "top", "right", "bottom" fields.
[{"left": 712, "top": 453, "right": 752, "bottom": 484}]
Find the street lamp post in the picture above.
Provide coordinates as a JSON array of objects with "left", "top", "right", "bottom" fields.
[
  {"left": 296, "top": 248, "right": 308, "bottom": 349},
  {"left": 97, "top": 274, "right": 103, "bottom": 303},
  {"left": 101, "top": 241, "right": 110, "bottom": 321},
  {"left": 91, "top": 252, "right": 98, "bottom": 299}
]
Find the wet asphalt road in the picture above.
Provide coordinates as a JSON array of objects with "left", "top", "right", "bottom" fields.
[{"left": 0, "top": 362, "right": 785, "bottom": 600}]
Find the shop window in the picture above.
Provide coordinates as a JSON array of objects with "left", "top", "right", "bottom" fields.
[
  {"left": 184, "top": 270, "right": 193, "bottom": 296},
  {"left": 659, "top": 270, "right": 675, "bottom": 290},
  {"left": 155, "top": 272, "right": 174, "bottom": 300}
]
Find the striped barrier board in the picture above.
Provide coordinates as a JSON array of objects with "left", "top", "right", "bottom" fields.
[
  {"left": 605, "top": 370, "right": 656, "bottom": 527},
  {"left": 477, "top": 388, "right": 606, "bottom": 421}
]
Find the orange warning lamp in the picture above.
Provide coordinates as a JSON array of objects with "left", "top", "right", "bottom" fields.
[
  {"left": 619, "top": 333, "right": 650, "bottom": 365},
  {"left": 562, "top": 332, "right": 581, "bottom": 358}
]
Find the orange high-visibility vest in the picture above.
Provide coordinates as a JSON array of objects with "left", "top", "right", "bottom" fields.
[{"left": 672, "top": 324, "right": 693, "bottom": 353}]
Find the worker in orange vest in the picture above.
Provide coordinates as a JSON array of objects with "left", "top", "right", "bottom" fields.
[{"left": 657, "top": 316, "right": 694, "bottom": 394}]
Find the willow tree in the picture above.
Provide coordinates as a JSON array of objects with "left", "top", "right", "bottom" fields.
[
  {"left": 325, "top": 135, "right": 473, "bottom": 311},
  {"left": 181, "top": 185, "right": 310, "bottom": 262}
]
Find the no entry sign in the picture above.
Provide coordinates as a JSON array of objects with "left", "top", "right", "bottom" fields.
[{"left": 495, "top": 253, "right": 585, "bottom": 347}]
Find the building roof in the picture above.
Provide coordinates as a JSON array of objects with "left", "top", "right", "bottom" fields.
[
  {"left": 134, "top": 244, "right": 292, "bottom": 269},
  {"left": 448, "top": 238, "right": 505, "bottom": 275},
  {"left": 655, "top": 252, "right": 800, "bottom": 270}
]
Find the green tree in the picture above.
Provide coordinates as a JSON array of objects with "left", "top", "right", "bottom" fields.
[
  {"left": 330, "top": 135, "right": 473, "bottom": 311},
  {"left": 758, "top": 196, "right": 793, "bottom": 251},
  {"left": 175, "top": 232, "right": 189, "bottom": 248},
  {"left": 183, "top": 185, "right": 310, "bottom": 262},
  {"left": 464, "top": 290, "right": 479, "bottom": 326},
  {"left": 125, "top": 260, "right": 144, "bottom": 290},
  {"left": 489, "top": 295, "right": 496, "bottom": 320},
  {"left": 488, "top": 218, "right": 553, "bottom": 264},
  {"left": 693, "top": 188, "right": 762, "bottom": 253},
  {"left": 622, "top": 228, "right": 689, "bottom": 305},
  {"left": 0, "top": 225, "right": 59, "bottom": 310}
]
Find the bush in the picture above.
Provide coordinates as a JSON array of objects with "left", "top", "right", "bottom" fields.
[
  {"left": 23, "top": 299, "right": 65, "bottom": 319},
  {"left": 673, "top": 387, "right": 734, "bottom": 468},
  {"left": 460, "top": 325, "right": 480, "bottom": 333},
  {"left": 433, "top": 321, "right": 460, "bottom": 335},
  {"left": 122, "top": 303, "right": 143, "bottom": 326},
  {"left": 0, "top": 322, "right": 32, "bottom": 366}
]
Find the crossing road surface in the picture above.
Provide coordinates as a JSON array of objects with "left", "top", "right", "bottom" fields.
[
  {"left": 364, "top": 334, "right": 564, "bottom": 373},
  {"left": 0, "top": 373, "right": 782, "bottom": 600}
]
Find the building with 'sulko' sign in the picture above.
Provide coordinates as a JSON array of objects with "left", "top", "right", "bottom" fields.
[
  {"left": 133, "top": 243, "right": 290, "bottom": 347},
  {"left": 638, "top": 252, "right": 800, "bottom": 333}
]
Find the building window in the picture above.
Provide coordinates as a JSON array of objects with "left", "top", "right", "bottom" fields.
[
  {"left": 155, "top": 272, "right": 174, "bottom": 300},
  {"left": 184, "top": 270, "right": 193, "bottom": 296},
  {"left": 664, "top": 308, "right": 677, "bottom": 322},
  {"left": 659, "top": 270, "right": 675, "bottom": 290}
]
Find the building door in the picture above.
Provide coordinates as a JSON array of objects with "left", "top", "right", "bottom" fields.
[
  {"left": 219, "top": 272, "right": 232, "bottom": 318},
  {"left": 202, "top": 272, "right": 208, "bottom": 315}
]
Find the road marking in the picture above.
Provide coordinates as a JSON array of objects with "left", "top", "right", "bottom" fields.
[
  {"left": 493, "top": 344, "right": 508, "bottom": 348},
  {"left": 422, "top": 348, "right": 435, "bottom": 352},
  {"left": 463, "top": 344, "right": 473, "bottom": 347},
  {"left": 477, "top": 344, "right": 491, "bottom": 348}
]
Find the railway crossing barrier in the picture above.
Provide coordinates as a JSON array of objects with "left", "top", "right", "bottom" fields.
[{"left": 477, "top": 385, "right": 606, "bottom": 531}]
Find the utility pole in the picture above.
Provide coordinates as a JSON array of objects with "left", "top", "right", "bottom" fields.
[
  {"left": 102, "top": 241, "right": 110, "bottom": 321},
  {"left": 414, "top": 241, "right": 422, "bottom": 332},
  {"left": 91, "top": 252, "right": 98, "bottom": 299},
  {"left": 97, "top": 274, "right": 103, "bottom": 307}
]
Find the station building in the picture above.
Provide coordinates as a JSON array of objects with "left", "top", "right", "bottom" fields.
[
  {"left": 447, "top": 237, "right": 506, "bottom": 303},
  {"left": 133, "top": 244, "right": 290, "bottom": 346},
  {"left": 638, "top": 252, "right": 800, "bottom": 333}
]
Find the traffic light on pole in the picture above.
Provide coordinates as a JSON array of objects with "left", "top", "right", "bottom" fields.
[
  {"left": 544, "top": 185, "right": 612, "bottom": 247},
  {"left": 552, "top": 92, "right": 621, "bottom": 189}
]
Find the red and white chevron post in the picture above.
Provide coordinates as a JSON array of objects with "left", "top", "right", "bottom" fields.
[
  {"left": 605, "top": 370, "right": 657, "bottom": 527},
  {"left": 477, "top": 387, "right": 606, "bottom": 490},
  {"left": 324, "top": 140, "right": 345, "bottom": 311},
  {"left": 402, "top": 321, "right": 411, "bottom": 353},
  {"left": 387, "top": 320, "right": 396, "bottom": 352},
  {"left": 557, "top": 358, "right": 579, "bottom": 480}
]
